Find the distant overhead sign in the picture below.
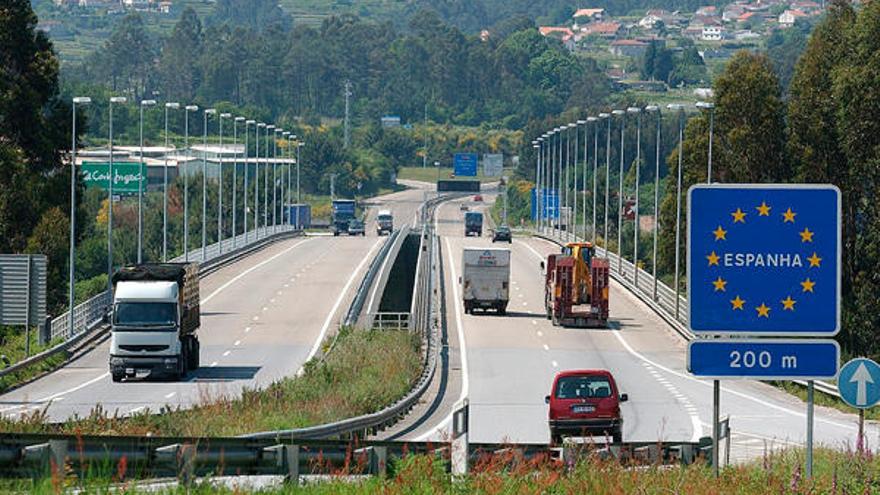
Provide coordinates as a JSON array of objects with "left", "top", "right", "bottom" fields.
[
  {"left": 483, "top": 154, "right": 503, "bottom": 177},
  {"left": 688, "top": 339, "right": 839, "bottom": 380},
  {"left": 838, "top": 358, "right": 880, "bottom": 409},
  {"left": 688, "top": 184, "right": 840, "bottom": 336},
  {"left": 81, "top": 161, "right": 146, "bottom": 194},
  {"left": 453, "top": 153, "right": 478, "bottom": 177}
]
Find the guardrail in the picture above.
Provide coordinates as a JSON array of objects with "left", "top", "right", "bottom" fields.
[
  {"left": 0, "top": 432, "right": 708, "bottom": 481},
  {"left": 344, "top": 228, "right": 407, "bottom": 327},
  {"left": 242, "top": 195, "right": 450, "bottom": 442},
  {"left": 0, "top": 225, "right": 301, "bottom": 381},
  {"left": 535, "top": 230, "right": 841, "bottom": 399}
]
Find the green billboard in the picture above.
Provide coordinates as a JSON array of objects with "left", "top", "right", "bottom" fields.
[{"left": 81, "top": 161, "right": 146, "bottom": 194}]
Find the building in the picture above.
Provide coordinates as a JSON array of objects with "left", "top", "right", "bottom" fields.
[
  {"left": 539, "top": 26, "right": 574, "bottom": 38},
  {"left": 582, "top": 21, "right": 622, "bottom": 38},
  {"left": 778, "top": 9, "right": 808, "bottom": 27},
  {"left": 695, "top": 5, "right": 719, "bottom": 17},
  {"left": 701, "top": 26, "right": 725, "bottom": 41},
  {"left": 639, "top": 10, "right": 673, "bottom": 29},
  {"left": 572, "top": 8, "right": 605, "bottom": 21},
  {"left": 609, "top": 39, "right": 649, "bottom": 57},
  {"left": 381, "top": 116, "right": 401, "bottom": 128}
]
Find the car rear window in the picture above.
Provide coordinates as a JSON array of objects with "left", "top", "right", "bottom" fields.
[{"left": 555, "top": 375, "right": 613, "bottom": 399}]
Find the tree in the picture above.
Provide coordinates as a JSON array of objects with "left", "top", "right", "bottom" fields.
[
  {"left": 158, "top": 7, "right": 203, "bottom": 102},
  {"left": 209, "top": 0, "right": 291, "bottom": 32},
  {"left": 641, "top": 41, "right": 657, "bottom": 80},
  {"left": 100, "top": 12, "right": 154, "bottom": 98}
]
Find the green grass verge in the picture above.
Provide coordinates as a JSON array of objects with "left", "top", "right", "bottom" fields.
[
  {"left": 397, "top": 166, "right": 513, "bottom": 184},
  {"left": 0, "top": 327, "right": 421, "bottom": 436},
  {"left": 0, "top": 330, "right": 65, "bottom": 394},
  {"left": 5, "top": 447, "right": 880, "bottom": 493}
]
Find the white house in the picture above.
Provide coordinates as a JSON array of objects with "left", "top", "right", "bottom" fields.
[{"left": 701, "top": 25, "right": 724, "bottom": 41}]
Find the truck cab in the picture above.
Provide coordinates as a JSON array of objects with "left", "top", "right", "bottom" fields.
[
  {"left": 465, "top": 211, "right": 483, "bottom": 237},
  {"left": 332, "top": 199, "right": 357, "bottom": 236},
  {"left": 376, "top": 210, "right": 394, "bottom": 235}
]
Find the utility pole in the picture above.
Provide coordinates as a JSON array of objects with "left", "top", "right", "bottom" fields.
[
  {"left": 343, "top": 80, "right": 352, "bottom": 149},
  {"left": 422, "top": 102, "right": 428, "bottom": 168},
  {"left": 330, "top": 173, "right": 337, "bottom": 202}
]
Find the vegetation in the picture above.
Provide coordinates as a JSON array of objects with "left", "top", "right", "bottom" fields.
[
  {"left": 0, "top": 328, "right": 421, "bottom": 436},
  {"left": 5, "top": 447, "right": 880, "bottom": 493}
]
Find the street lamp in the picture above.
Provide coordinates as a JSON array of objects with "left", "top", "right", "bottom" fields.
[
  {"left": 577, "top": 120, "right": 587, "bottom": 240},
  {"left": 645, "top": 105, "right": 661, "bottom": 299},
  {"left": 296, "top": 140, "right": 304, "bottom": 225},
  {"left": 612, "top": 109, "right": 625, "bottom": 265},
  {"left": 163, "top": 102, "right": 179, "bottom": 262},
  {"left": 244, "top": 120, "right": 255, "bottom": 240},
  {"left": 256, "top": 123, "right": 265, "bottom": 232},
  {"left": 273, "top": 128, "right": 283, "bottom": 231},
  {"left": 599, "top": 113, "right": 611, "bottom": 252},
  {"left": 567, "top": 122, "right": 578, "bottom": 241},
  {"left": 107, "top": 96, "right": 126, "bottom": 291},
  {"left": 138, "top": 99, "right": 156, "bottom": 264},
  {"left": 586, "top": 117, "right": 598, "bottom": 241},
  {"left": 218, "top": 112, "right": 231, "bottom": 252},
  {"left": 696, "top": 101, "right": 715, "bottom": 183},
  {"left": 202, "top": 108, "right": 216, "bottom": 260},
  {"left": 265, "top": 125, "right": 274, "bottom": 229},
  {"left": 233, "top": 116, "right": 245, "bottom": 246},
  {"left": 667, "top": 103, "right": 685, "bottom": 318},
  {"left": 283, "top": 131, "right": 291, "bottom": 227},
  {"left": 183, "top": 105, "right": 198, "bottom": 261},
  {"left": 627, "top": 106, "right": 642, "bottom": 284},
  {"left": 69, "top": 96, "right": 91, "bottom": 344}
]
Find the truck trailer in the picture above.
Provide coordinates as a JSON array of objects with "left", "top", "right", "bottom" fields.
[
  {"left": 543, "top": 252, "right": 609, "bottom": 328},
  {"left": 461, "top": 247, "right": 510, "bottom": 314},
  {"left": 465, "top": 211, "right": 483, "bottom": 237},
  {"left": 109, "top": 263, "right": 201, "bottom": 382},
  {"left": 332, "top": 199, "right": 357, "bottom": 236}
]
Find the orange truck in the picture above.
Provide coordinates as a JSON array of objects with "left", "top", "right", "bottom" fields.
[{"left": 543, "top": 242, "right": 609, "bottom": 328}]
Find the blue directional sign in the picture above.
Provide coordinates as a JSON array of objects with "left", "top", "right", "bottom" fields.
[
  {"left": 838, "top": 358, "right": 880, "bottom": 409},
  {"left": 530, "top": 188, "right": 559, "bottom": 220},
  {"left": 688, "top": 339, "right": 839, "bottom": 379},
  {"left": 453, "top": 153, "right": 478, "bottom": 177},
  {"left": 688, "top": 184, "right": 840, "bottom": 336}
]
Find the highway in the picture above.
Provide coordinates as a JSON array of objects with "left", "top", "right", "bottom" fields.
[
  {"left": 0, "top": 184, "right": 429, "bottom": 422},
  {"left": 396, "top": 192, "right": 877, "bottom": 463}
]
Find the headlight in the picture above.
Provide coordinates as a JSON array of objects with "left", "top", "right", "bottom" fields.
[{"left": 163, "top": 358, "right": 177, "bottom": 366}]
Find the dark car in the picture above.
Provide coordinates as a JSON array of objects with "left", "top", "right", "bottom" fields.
[
  {"left": 492, "top": 225, "right": 512, "bottom": 243},
  {"left": 347, "top": 219, "right": 366, "bottom": 236},
  {"left": 473, "top": 194, "right": 483, "bottom": 202},
  {"left": 546, "top": 369, "right": 627, "bottom": 444}
]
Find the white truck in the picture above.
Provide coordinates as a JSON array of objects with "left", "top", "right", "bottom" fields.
[
  {"left": 109, "top": 263, "right": 200, "bottom": 382},
  {"left": 376, "top": 209, "right": 394, "bottom": 235},
  {"left": 461, "top": 248, "right": 510, "bottom": 315}
]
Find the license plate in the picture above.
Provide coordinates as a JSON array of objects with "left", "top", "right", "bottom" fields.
[{"left": 572, "top": 405, "right": 595, "bottom": 413}]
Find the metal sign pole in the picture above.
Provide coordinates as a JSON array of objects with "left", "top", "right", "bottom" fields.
[
  {"left": 25, "top": 254, "right": 32, "bottom": 357},
  {"left": 713, "top": 380, "right": 719, "bottom": 477},
  {"left": 859, "top": 409, "right": 865, "bottom": 453},
  {"left": 806, "top": 380, "right": 814, "bottom": 477}
]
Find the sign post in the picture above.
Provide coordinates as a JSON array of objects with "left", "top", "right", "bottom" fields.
[
  {"left": 837, "top": 358, "right": 880, "bottom": 453},
  {"left": 687, "top": 184, "right": 841, "bottom": 477}
]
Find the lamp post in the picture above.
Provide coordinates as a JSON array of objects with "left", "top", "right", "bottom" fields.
[
  {"left": 667, "top": 103, "right": 685, "bottom": 318},
  {"left": 218, "top": 112, "right": 230, "bottom": 252},
  {"left": 163, "top": 102, "right": 179, "bottom": 262},
  {"left": 265, "top": 125, "right": 274, "bottom": 230},
  {"left": 273, "top": 128, "right": 282, "bottom": 231},
  {"left": 569, "top": 122, "right": 579, "bottom": 241},
  {"left": 297, "top": 141, "right": 304, "bottom": 223},
  {"left": 256, "top": 123, "right": 265, "bottom": 232},
  {"left": 578, "top": 119, "right": 588, "bottom": 240},
  {"left": 183, "top": 105, "right": 198, "bottom": 261},
  {"left": 107, "top": 96, "right": 126, "bottom": 291},
  {"left": 138, "top": 99, "right": 157, "bottom": 263},
  {"left": 536, "top": 137, "right": 544, "bottom": 231},
  {"left": 600, "top": 113, "right": 611, "bottom": 252},
  {"left": 555, "top": 127, "right": 563, "bottom": 236},
  {"left": 543, "top": 133, "right": 550, "bottom": 233},
  {"left": 283, "top": 132, "right": 291, "bottom": 227},
  {"left": 233, "top": 116, "right": 245, "bottom": 246},
  {"left": 645, "top": 105, "right": 661, "bottom": 299},
  {"left": 69, "top": 96, "right": 91, "bottom": 344},
  {"left": 202, "top": 108, "right": 216, "bottom": 260},
  {"left": 612, "top": 109, "right": 625, "bottom": 266},
  {"left": 697, "top": 101, "right": 715, "bottom": 183},
  {"left": 244, "top": 120, "right": 255, "bottom": 240},
  {"left": 586, "top": 117, "right": 598, "bottom": 241},
  {"left": 627, "top": 106, "right": 642, "bottom": 284}
]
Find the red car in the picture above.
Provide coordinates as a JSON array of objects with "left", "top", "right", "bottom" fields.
[
  {"left": 473, "top": 194, "right": 483, "bottom": 202},
  {"left": 545, "top": 369, "right": 627, "bottom": 444}
]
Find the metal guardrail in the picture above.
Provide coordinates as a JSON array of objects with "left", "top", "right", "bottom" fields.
[
  {"left": 0, "top": 432, "right": 708, "bottom": 480},
  {"left": 0, "top": 225, "right": 301, "bottom": 381},
  {"left": 242, "top": 195, "right": 449, "bottom": 442},
  {"left": 344, "top": 228, "right": 406, "bottom": 327},
  {"left": 368, "top": 312, "right": 411, "bottom": 331},
  {"left": 535, "top": 230, "right": 842, "bottom": 399}
]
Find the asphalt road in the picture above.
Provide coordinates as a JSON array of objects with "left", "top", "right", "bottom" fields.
[
  {"left": 0, "top": 184, "right": 429, "bottom": 423},
  {"left": 399, "top": 194, "right": 878, "bottom": 463}
]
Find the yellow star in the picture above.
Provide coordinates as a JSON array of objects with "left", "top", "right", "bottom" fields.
[
  {"left": 730, "top": 295, "right": 745, "bottom": 310},
  {"left": 706, "top": 251, "right": 720, "bottom": 266},
  {"left": 712, "top": 277, "right": 727, "bottom": 292},
  {"left": 756, "top": 202, "right": 771, "bottom": 216},
  {"left": 756, "top": 303, "right": 771, "bottom": 318},
  {"left": 783, "top": 207, "right": 796, "bottom": 223},
  {"left": 808, "top": 252, "right": 822, "bottom": 268},
  {"left": 781, "top": 296, "right": 796, "bottom": 311},
  {"left": 801, "top": 278, "right": 816, "bottom": 293},
  {"left": 800, "top": 228, "right": 814, "bottom": 243},
  {"left": 713, "top": 226, "right": 727, "bottom": 241},
  {"left": 731, "top": 208, "right": 747, "bottom": 223}
]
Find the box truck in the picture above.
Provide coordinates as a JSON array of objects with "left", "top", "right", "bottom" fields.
[
  {"left": 332, "top": 199, "right": 357, "bottom": 236},
  {"left": 461, "top": 248, "right": 510, "bottom": 315}
]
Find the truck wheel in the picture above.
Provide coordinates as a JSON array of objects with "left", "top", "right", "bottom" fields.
[
  {"left": 334, "top": 231, "right": 339, "bottom": 237},
  {"left": 187, "top": 337, "right": 200, "bottom": 370},
  {"left": 612, "top": 429, "right": 623, "bottom": 444},
  {"left": 551, "top": 432, "right": 563, "bottom": 445},
  {"left": 497, "top": 305, "right": 507, "bottom": 316},
  {"left": 111, "top": 371, "right": 124, "bottom": 383}
]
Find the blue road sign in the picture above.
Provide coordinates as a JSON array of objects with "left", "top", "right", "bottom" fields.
[
  {"left": 688, "top": 184, "right": 840, "bottom": 336},
  {"left": 838, "top": 358, "right": 880, "bottom": 409},
  {"left": 454, "top": 153, "right": 478, "bottom": 177},
  {"left": 688, "top": 339, "right": 839, "bottom": 379},
  {"left": 530, "top": 188, "right": 559, "bottom": 220}
]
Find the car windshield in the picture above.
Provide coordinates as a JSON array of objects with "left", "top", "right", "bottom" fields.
[
  {"left": 378, "top": 215, "right": 392, "bottom": 221},
  {"left": 555, "top": 375, "right": 613, "bottom": 399},
  {"left": 349, "top": 220, "right": 363, "bottom": 228},
  {"left": 114, "top": 302, "right": 176, "bottom": 328},
  {"left": 498, "top": 227, "right": 510, "bottom": 233}
]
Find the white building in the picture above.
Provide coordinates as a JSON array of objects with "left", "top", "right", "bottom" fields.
[{"left": 701, "top": 26, "right": 724, "bottom": 41}]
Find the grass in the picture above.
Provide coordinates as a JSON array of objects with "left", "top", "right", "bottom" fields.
[
  {"left": 5, "top": 447, "right": 880, "bottom": 493},
  {"left": 0, "top": 327, "right": 421, "bottom": 436},
  {"left": 0, "top": 329, "right": 65, "bottom": 394},
  {"left": 397, "top": 167, "right": 513, "bottom": 184}
]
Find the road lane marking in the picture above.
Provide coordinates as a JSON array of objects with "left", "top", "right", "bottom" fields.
[
  {"left": 234, "top": 340, "right": 241, "bottom": 346},
  {"left": 414, "top": 235, "right": 470, "bottom": 441},
  {"left": 252, "top": 316, "right": 259, "bottom": 321},
  {"left": 165, "top": 392, "right": 176, "bottom": 399},
  {"left": 542, "top": 344, "right": 550, "bottom": 351},
  {"left": 537, "top": 331, "right": 543, "bottom": 337},
  {"left": 244, "top": 327, "right": 251, "bottom": 333},
  {"left": 202, "top": 238, "right": 314, "bottom": 304},
  {"left": 299, "top": 238, "right": 384, "bottom": 373},
  {"left": 210, "top": 361, "right": 218, "bottom": 367},
  {"left": 0, "top": 372, "right": 110, "bottom": 414},
  {"left": 129, "top": 406, "right": 146, "bottom": 414},
  {"left": 552, "top": 360, "right": 558, "bottom": 367},
  {"left": 223, "top": 351, "right": 231, "bottom": 357}
]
